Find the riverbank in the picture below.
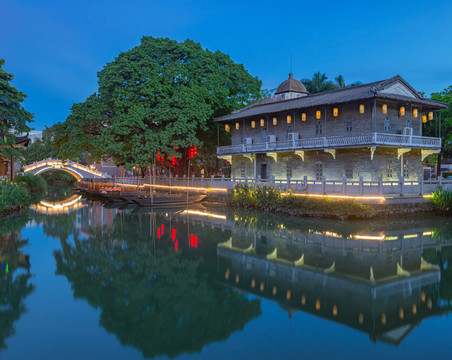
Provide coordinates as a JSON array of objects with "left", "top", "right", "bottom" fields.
[
  {"left": 0, "top": 175, "right": 47, "bottom": 216},
  {"left": 203, "top": 184, "right": 439, "bottom": 220}
]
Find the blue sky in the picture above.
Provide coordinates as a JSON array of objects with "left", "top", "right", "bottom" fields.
[{"left": 2, "top": 0, "right": 452, "bottom": 130}]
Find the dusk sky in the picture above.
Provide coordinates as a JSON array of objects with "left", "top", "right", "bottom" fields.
[{"left": 3, "top": 0, "right": 452, "bottom": 130}]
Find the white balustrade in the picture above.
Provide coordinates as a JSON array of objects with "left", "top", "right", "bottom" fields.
[{"left": 217, "top": 132, "right": 441, "bottom": 155}]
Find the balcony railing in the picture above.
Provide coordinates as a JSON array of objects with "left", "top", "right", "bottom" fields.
[{"left": 217, "top": 133, "right": 441, "bottom": 155}]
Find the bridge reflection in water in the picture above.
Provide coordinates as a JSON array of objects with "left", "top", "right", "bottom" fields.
[
  {"left": 30, "top": 195, "right": 85, "bottom": 215},
  {"left": 214, "top": 213, "right": 449, "bottom": 346}
]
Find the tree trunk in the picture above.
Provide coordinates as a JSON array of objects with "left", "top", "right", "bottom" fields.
[
  {"left": 438, "top": 149, "right": 443, "bottom": 179},
  {"left": 10, "top": 155, "right": 14, "bottom": 180}
]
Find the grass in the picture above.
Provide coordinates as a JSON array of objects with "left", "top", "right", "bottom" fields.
[{"left": 226, "top": 183, "right": 375, "bottom": 219}]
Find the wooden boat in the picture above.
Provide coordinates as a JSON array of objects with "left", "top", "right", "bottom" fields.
[
  {"left": 132, "top": 194, "right": 206, "bottom": 207},
  {"left": 101, "top": 191, "right": 146, "bottom": 202}
]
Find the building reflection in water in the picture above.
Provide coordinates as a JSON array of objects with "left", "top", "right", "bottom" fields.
[
  {"left": 34, "top": 197, "right": 452, "bottom": 352},
  {"left": 217, "top": 212, "right": 451, "bottom": 345}
]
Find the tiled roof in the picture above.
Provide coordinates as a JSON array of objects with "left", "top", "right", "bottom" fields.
[
  {"left": 215, "top": 75, "right": 447, "bottom": 122},
  {"left": 275, "top": 73, "right": 308, "bottom": 95}
]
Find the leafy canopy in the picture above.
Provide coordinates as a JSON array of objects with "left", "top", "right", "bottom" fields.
[
  {"left": 423, "top": 86, "right": 452, "bottom": 156},
  {"left": 53, "top": 37, "right": 262, "bottom": 167},
  {"left": 300, "top": 72, "right": 362, "bottom": 94},
  {"left": 0, "top": 59, "right": 33, "bottom": 141}
]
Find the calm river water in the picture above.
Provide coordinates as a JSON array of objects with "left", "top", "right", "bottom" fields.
[{"left": 1, "top": 190, "right": 452, "bottom": 359}]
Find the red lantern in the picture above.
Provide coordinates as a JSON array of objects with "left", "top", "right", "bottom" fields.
[
  {"left": 172, "top": 229, "right": 176, "bottom": 241},
  {"left": 174, "top": 240, "right": 178, "bottom": 251},
  {"left": 157, "top": 228, "right": 161, "bottom": 239}
]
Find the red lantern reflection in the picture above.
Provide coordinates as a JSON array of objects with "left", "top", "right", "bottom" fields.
[{"left": 172, "top": 229, "right": 176, "bottom": 241}]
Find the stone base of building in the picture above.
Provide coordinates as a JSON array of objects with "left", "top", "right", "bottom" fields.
[{"left": 230, "top": 147, "right": 422, "bottom": 181}]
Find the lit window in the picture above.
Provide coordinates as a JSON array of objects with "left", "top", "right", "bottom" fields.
[
  {"left": 316, "top": 110, "right": 321, "bottom": 119},
  {"left": 301, "top": 113, "right": 306, "bottom": 121},
  {"left": 382, "top": 104, "right": 387, "bottom": 114},
  {"left": 287, "top": 115, "right": 292, "bottom": 124},
  {"left": 403, "top": 159, "right": 409, "bottom": 178},
  {"left": 413, "top": 109, "right": 418, "bottom": 118},
  {"left": 359, "top": 104, "right": 365, "bottom": 114},
  {"left": 333, "top": 108, "right": 339, "bottom": 117},
  {"left": 251, "top": 120, "right": 256, "bottom": 128},
  {"left": 400, "top": 107, "right": 405, "bottom": 116},
  {"left": 273, "top": 117, "right": 277, "bottom": 126},
  {"left": 260, "top": 119, "right": 265, "bottom": 127}
]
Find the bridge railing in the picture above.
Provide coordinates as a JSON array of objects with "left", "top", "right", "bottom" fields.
[
  {"left": 91, "top": 174, "right": 449, "bottom": 197},
  {"left": 23, "top": 158, "right": 108, "bottom": 178}
]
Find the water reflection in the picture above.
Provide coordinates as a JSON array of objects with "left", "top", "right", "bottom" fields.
[
  {"left": 218, "top": 212, "right": 451, "bottom": 345},
  {"left": 49, "top": 203, "right": 261, "bottom": 358},
  {"left": 0, "top": 213, "right": 34, "bottom": 351},
  {"left": 24, "top": 198, "right": 452, "bottom": 355}
]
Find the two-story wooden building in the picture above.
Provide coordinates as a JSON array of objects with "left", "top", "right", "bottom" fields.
[{"left": 215, "top": 74, "right": 446, "bottom": 181}]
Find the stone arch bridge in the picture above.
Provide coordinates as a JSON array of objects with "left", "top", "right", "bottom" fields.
[{"left": 23, "top": 159, "right": 109, "bottom": 181}]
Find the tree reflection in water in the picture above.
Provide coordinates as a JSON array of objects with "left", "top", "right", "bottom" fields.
[
  {"left": 54, "top": 211, "right": 261, "bottom": 358},
  {"left": 0, "top": 212, "right": 34, "bottom": 351}
]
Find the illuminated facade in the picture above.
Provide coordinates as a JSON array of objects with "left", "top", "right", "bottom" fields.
[{"left": 215, "top": 75, "right": 447, "bottom": 181}]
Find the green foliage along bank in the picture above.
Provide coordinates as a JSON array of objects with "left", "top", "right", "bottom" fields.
[
  {"left": 15, "top": 174, "right": 47, "bottom": 194},
  {"left": 0, "top": 175, "right": 47, "bottom": 215},
  {"left": 226, "top": 184, "right": 375, "bottom": 219},
  {"left": 0, "top": 180, "right": 31, "bottom": 213},
  {"left": 433, "top": 188, "right": 452, "bottom": 215}
]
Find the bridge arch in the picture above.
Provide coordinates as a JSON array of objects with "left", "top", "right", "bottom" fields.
[{"left": 23, "top": 159, "right": 108, "bottom": 181}]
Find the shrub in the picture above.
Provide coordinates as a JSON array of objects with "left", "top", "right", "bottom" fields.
[
  {"left": 226, "top": 183, "right": 282, "bottom": 211},
  {"left": 15, "top": 173, "right": 47, "bottom": 193},
  {"left": 432, "top": 188, "right": 452, "bottom": 214},
  {"left": 0, "top": 180, "right": 31, "bottom": 211},
  {"left": 226, "top": 183, "right": 375, "bottom": 219}
]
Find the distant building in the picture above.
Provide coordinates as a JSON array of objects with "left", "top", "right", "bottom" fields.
[
  {"left": 215, "top": 74, "right": 447, "bottom": 181},
  {"left": 16, "top": 130, "right": 42, "bottom": 143},
  {"left": 0, "top": 135, "right": 30, "bottom": 178}
]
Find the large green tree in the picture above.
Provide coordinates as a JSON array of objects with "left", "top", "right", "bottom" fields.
[
  {"left": 53, "top": 37, "right": 262, "bottom": 174},
  {"left": 0, "top": 59, "right": 33, "bottom": 179},
  {"left": 0, "top": 59, "right": 33, "bottom": 137},
  {"left": 422, "top": 86, "right": 452, "bottom": 173}
]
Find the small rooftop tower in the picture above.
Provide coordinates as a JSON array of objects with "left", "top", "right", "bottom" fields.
[{"left": 275, "top": 73, "right": 308, "bottom": 97}]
